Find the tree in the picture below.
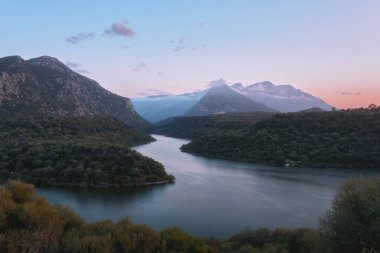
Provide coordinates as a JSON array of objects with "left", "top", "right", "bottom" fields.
[
  {"left": 318, "top": 177, "right": 380, "bottom": 253},
  {"left": 368, "top": 104, "right": 378, "bottom": 110}
]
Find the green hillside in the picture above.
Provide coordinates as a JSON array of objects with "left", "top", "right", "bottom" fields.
[
  {"left": 0, "top": 116, "right": 174, "bottom": 187},
  {"left": 181, "top": 108, "right": 380, "bottom": 168},
  {"left": 154, "top": 112, "right": 275, "bottom": 139}
]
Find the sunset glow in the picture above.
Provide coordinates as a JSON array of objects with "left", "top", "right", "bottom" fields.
[{"left": 1, "top": 0, "right": 379, "bottom": 108}]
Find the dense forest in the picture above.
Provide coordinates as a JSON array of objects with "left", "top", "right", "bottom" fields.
[
  {"left": 1, "top": 178, "right": 379, "bottom": 253},
  {"left": 170, "top": 108, "right": 380, "bottom": 168},
  {"left": 154, "top": 112, "right": 275, "bottom": 139},
  {"left": 0, "top": 116, "right": 174, "bottom": 187}
]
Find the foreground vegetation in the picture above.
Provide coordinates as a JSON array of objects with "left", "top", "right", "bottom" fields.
[
  {"left": 0, "top": 116, "right": 174, "bottom": 187},
  {"left": 0, "top": 177, "right": 379, "bottom": 253},
  {"left": 178, "top": 108, "right": 380, "bottom": 168}
]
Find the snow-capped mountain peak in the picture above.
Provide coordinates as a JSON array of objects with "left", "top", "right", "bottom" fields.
[
  {"left": 231, "top": 81, "right": 331, "bottom": 112},
  {"left": 131, "top": 81, "right": 332, "bottom": 122}
]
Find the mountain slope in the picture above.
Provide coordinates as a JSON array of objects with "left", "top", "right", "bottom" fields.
[
  {"left": 232, "top": 81, "right": 332, "bottom": 112},
  {"left": 0, "top": 55, "right": 151, "bottom": 130},
  {"left": 131, "top": 90, "right": 206, "bottom": 123},
  {"left": 185, "top": 84, "right": 275, "bottom": 116}
]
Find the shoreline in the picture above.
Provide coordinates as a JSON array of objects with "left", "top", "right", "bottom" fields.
[{"left": 2, "top": 179, "right": 175, "bottom": 189}]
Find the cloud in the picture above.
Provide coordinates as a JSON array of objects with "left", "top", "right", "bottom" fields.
[
  {"left": 65, "top": 61, "right": 89, "bottom": 74},
  {"left": 65, "top": 33, "right": 95, "bottom": 44},
  {"left": 65, "top": 61, "right": 79, "bottom": 69},
  {"left": 172, "top": 38, "right": 188, "bottom": 52},
  {"left": 173, "top": 45, "right": 186, "bottom": 52},
  {"left": 137, "top": 89, "right": 173, "bottom": 97},
  {"left": 158, "top": 72, "right": 166, "bottom": 76},
  {"left": 105, "top": 21, "right": 135, "bottom": 38},
  {"left": 133, "top": 63, "right": 147, "bottom": 71},
  {"left": 208, "top": 78, "right": 227, "bottom": 88},
  {"left": 122, "top": 43, "right": 137, "bottom": 49},
  {"left": 335, "top": 91, "right": 352, "bottom": 95},
  {"left": 335, "top": 91, "right": 363, "bottom": 96},
  {"left": 170, "top": 38, "right": 206, "bottom": 52}
]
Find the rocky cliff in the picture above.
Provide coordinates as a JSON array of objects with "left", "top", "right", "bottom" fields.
[{"left": 0, "top": 55, "right": 151, "bottom": 130}]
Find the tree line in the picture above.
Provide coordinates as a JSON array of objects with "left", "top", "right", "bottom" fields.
[
  {"left": 178, "top": 108, "right": 380, "bottom": 168},
  {"left": 154, "top": 112, "right": 275, "bottom": 139}
]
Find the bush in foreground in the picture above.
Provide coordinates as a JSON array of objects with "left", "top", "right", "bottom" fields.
[
  {"left": 0, "top": 177, "right": 379, "bottom": 253},
  {"left": 318, "top": 177, "right": 380, "bottom": 253},
  {"left": 0, "top": 180, "right": 213, "bottom": 253}
]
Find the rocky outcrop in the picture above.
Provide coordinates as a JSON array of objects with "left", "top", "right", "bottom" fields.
[{"left": 0, "top": 55, "right": 151, "bottom": 130}]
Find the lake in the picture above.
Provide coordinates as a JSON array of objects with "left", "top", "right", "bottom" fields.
[{"left": 37, "top": 135, "right": 378, "bottom": 238}]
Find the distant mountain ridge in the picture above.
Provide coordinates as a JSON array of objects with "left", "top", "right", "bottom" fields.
[
  {"left": 185, "top": 84, "right": 275, "bottom": 116},
  {"left": 0, "top": 55, "right": 151, "bottom": 130},
  {"left": 232, "top": 81, "right": 332, "bottom": 112},
  {"left": 132, "top": 81, "right": 332, "bottom": 122}
]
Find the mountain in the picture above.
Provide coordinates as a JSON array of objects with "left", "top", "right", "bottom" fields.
[
  {"left": 185, "top": 84, "right": 275, "bottom": 116},
  {"left": 132, "top": 81, "right": 332, "bottom": 123},
  {"left": 231, "top": 81, "right": 332, "bottom": 112},
  {"left": 0, "top": 55, "right": 151, "bottom": 130},
  {"left": 131, "top": 90, "right": 206, "bottom": 123}
]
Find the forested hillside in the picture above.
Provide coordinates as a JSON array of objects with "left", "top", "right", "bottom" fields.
[
  {"left": 181, "top": 108, "right": 380, "bottom": 168},
  {"left": 0, "top": 116, "right": 174, "bottom": 187},
  {"left": 154, "top": 112, "right": 275, "bottom": 139}
]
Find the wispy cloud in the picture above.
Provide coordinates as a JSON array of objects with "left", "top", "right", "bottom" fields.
[
  {"left": 65, "top": 32, "right": 95, "bottom": 44},
  {"left": 132, "top": 63, "right": 167, "bottom": 77},
  {"left": 65, "top": 61, "right": 89, "bottom": 74},
  {"left": 133, "top": 63, "right": 147, "bottom": 71},
  {"left": 172, "top": 38, "right": 187, "bottom": 52},
  {"left": 173, "top": 45, "right": 187, "bottom": 52},
  {"left": 170, "top": 38, "right": 206, "bottom": 52},
  {"left": 137, "top": 89, "right": 173, "bottom": 97},
  {"left": 335, "top": 91, "right": 362, "bottom": 96},
  {"left": 104, "top": 21, "right": 135, "bottom": 38},
  {"left": 122, "top": 43, "right": 137, "bottom": 49},
  {"left": 208, "top": 78, "right": 227, "bottom": 88}
]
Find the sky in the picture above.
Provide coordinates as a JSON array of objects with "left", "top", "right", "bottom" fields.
[{"left": 1, "top": 0, "right": 379, "bottom": 108}]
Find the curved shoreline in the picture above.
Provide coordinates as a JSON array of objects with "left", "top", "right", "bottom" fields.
[{"left": 25, "top": 179, "right": 175, "bottom": 189}]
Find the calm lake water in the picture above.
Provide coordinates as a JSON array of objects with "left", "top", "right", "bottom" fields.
[{"left": 37, "top": 135, "right": 378, "bottom": 238}]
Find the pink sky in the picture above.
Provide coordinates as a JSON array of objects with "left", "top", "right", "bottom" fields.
[{"left": 2, "top": 1, "right": 379, "bottom": 109}]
